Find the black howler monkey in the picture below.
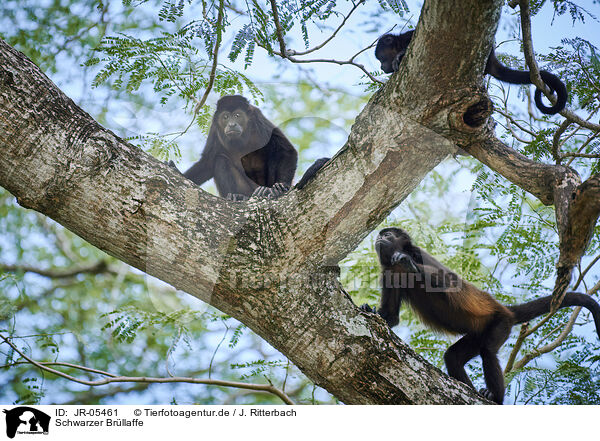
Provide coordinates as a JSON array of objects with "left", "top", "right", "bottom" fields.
[
  {"left": 183, "top": 95, "right": 298, "bottom": 201},
  {"left": 375, "top": 30, "right": 567, "bottom": 115},
  {"left": 361, "top": 227, "right": 600, "bottom": 404}
]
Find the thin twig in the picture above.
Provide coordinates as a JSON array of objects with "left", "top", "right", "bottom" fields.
[
  {"left": 0, "top": 334, "right": 295, "bottom": 405},
  {"left": 290, "top": 1, "right": 365, "bottom": 56},
  {"left": 552, "top": 119, "right": 571, "bottom": 162},
  {"left": 572, "top": 254, "right": 600, "bottom": 290},
  {"left": 1, "top": 360, "right": 118, "bottom": 378},
  {"left": 209, "top": 322, "right": 229, "bottom": 379},
  {"left": 561, "top": 152, "right": 600, "bottom": 160},
  {"left": 171, "top": 0, "right": 225, "bottom": 142},
  {"left": 268, "top": 0, "right": 287, "bottom": 57},
  {"left": 262, "top": 0, "right": 383, "bottom": 84},
  {"left": 196, "top": 0, "right": 224, "bottom": 112},
  {"left": 496, "top": 108, "right": 537, "bottom": 138},
  {"left": 565, "top": 131, "right": 600, "bottom": 166}
]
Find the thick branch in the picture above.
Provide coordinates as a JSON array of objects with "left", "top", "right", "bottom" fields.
[
  {"left": 558, "top": 173, "right": 600, "bottom": 268},
  {"left": 460, "top": 137, "right": 574, "bottom": 206}
]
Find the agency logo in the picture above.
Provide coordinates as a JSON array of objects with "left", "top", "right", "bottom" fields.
[{"left": 2, "top": 407, "right": 50, "bottom": 439}]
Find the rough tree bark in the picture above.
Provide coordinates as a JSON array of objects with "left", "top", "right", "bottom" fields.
[{"left": 1, "top": 0, "right": 597, "bottom": 404}]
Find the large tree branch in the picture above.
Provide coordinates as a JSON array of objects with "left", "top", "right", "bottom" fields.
[{"left": 460, "top": 137, "right": 573, "bottom": 205}]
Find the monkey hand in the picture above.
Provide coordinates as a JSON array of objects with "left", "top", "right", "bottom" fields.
[
  {"left": 225, "top": 193, "right": 249, "bottom": 202},
  {"left": 251, "top": 183, "right": 290, "bottom": 199},
  {"left": 391, "top": 51, "right": 405, "bottom": 72},
  {"left": 359, "top": 303, "right": 377, "bottom": 314},
  {"left": 270, "top": 182, "right": 290, "bottom": 198},
  {"left": 166, "top": 160, "right": 182, "bottom": 174},
  {"left": 391, "top": 252, "right": 418, "bottom": 273}
]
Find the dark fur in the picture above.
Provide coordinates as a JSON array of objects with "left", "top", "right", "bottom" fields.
[
  {"left": 296, "top": 157, "right": 330, "bottom": 190},
  {"left": 362, "top": 227, "right": 600, "bottom": 403},
  {"left": 183, "top": 95, "right": 298, "bottom": 200},
  {"left": 375, "top": 30, "right": 567, "bottom": 115}
]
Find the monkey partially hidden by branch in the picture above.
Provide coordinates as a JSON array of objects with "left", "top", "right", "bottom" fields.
[
  {"left": 361, "top": 228, "right": 600, "bottom": 404},
  {"left": 375, "top": 30, "right": 567, "bottom": 115}
]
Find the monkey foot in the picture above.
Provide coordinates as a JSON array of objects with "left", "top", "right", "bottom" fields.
[
  {"left": 478, "top": 388, "right": 499, "bottom": 403},
  {"left": 359, "top": 303, "right": 376, "bottom": 314},
  {"left": 226, "top": 193, "right": 249, "bottom": 202}
]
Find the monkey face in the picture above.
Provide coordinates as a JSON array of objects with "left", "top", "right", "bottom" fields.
[
  {"left": 218, "top": 108, "right": 249, "bottom": 140},
  {"left": 375, "top": 31, "right": 413, "bottom": 74},
  {"left": 375, "top": 35, "right": 399, "bottom": 73},
  {"left": 375, "top": 228, "right": 412, "bottom": 267}
]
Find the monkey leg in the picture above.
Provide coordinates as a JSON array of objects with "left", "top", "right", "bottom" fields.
[
  {"left": 479, "top": 350, "right": 504, "bottom": 404},
  {"left": 479, "top": 319, "right": 511, "bottom": 404},
  {"left": 213, "top": 154, "right": 257, "bottom": 199},
  {"left": 444, "top": 335, "right": 481, "bottom": 390}
]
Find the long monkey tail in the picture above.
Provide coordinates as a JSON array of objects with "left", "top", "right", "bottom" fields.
[
  {"left": 533, "top": 71, "right": 567, "bottom": 115},
  {"left": 485, "top": 50, "right": 567, "bottom": 115},
  {"left": 508, "top": 292, "right": 600, "bottom": 338}
]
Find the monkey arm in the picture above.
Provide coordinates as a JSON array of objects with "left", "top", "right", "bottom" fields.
[
  {"left": 267, "top": 130, "right": 298, "bottom": 188},
  {"left": 296, "top": 157, "right": 330, "bottom": 190},
  {"left": 183, "top": 155, "right": 214, "bottom": 186},
  {"left": 376, "top": 285, "right": 402, "bottom": 327},
  {"left": 360, "top": 269, "right": 404, "bottom": 328},
  {"left": 213, "top": 154, "right": 257, "bottom": 199}
]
